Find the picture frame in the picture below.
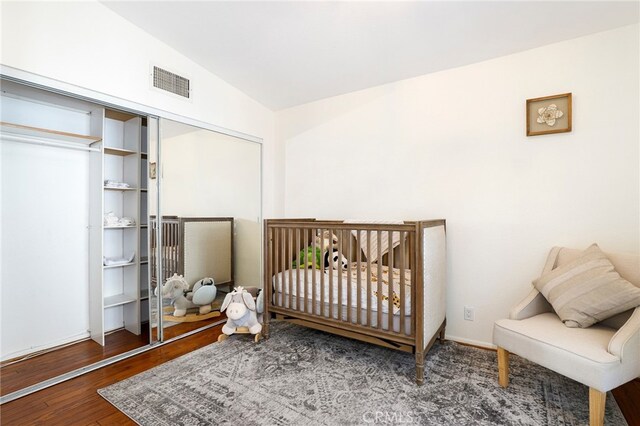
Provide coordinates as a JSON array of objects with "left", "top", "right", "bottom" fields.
[{"left": 526, "top": 93, "right": 572, "bottom": 136}]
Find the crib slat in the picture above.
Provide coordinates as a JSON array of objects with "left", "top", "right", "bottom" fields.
[
  {"left": 337, "top": 230, "right": 343, "bottom": 321},
  {"left": 400, "top": 231, "right": 406, "bottom": 335},
  {"left": 272, "top": 226, "right": 278, "bottom": 307},
  {"left": 388, "top": 230, "right": 394, "bottom": 332},
  {"left": 356, "top": 230, "right": 362, "bottom": 325},
  {"left": 346, "top": 230, "right": 352, "bottom": 324},
  {"left": 320, "top": 228, "right": 325, "bottom": 317},
  {"left": 174, "top": 222, "right": 178, "bottom": 278},
  {"left": 377, "top": 230, "right": 383, "bottom": 330},
  {"left": 329, "top": 229, "right": 334, "bottom": 320},
  {"left": 303, "top": 228, "right": 308, "bottom": 313},
  {"left": 366, "top": 230, "right": 372, "bottom": 327},
  {"left": 288, "top": 228, "right": 293, "bottom": 310},
  {"left": 409, "top": 231, "right": 415, "bottom": 337},
  {"left": 296, "top": 228, "right": 300, "bottom": 312},
  {"left": 356, "top": 230, "right": 362, "bottom": 326},
  {"left": 281, "top": 228, "right": 286, "bottom": 307},
  {"left": 312, "top": 228, "right": 317, "bottom": 315}
]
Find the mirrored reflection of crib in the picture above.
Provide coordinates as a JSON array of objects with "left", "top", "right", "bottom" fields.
[
  {"left": 263, "top": 218, "right": 446, "bottom": 385},
  {"left": 150, "top": 216, "right": 234, "bottom": 291}
]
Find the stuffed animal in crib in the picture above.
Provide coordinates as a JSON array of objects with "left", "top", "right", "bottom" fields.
[
  {"left": 292, "top": 230, "right": 341, "bottom": 269},
  {"left": 155, "top": 274, "right": 217, "bottom": 316},
  {"left": 220, "top": 286, "right": 262, "bottom": 335},
  {"left": 324, "top": 249, "right": 349, "bottom": 270}
]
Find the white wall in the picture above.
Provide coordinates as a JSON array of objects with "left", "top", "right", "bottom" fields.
[
  {"left": 277, "top": 25, "right": 640, "bottom": 347},
  {"left": 0, "top": 0, "right": 282, "bottom": 218}
]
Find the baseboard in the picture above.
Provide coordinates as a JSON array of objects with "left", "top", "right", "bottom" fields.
[
  {"left": 1, "top": 331, "right": 91, "bottom": 363},
  {"left": 446, "top": 335, "right": 497, "bottom": 350}
]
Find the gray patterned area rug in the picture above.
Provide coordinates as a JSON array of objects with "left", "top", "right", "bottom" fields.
[{"left": 99, "top": 322, "right": 627, "bottom": 425}]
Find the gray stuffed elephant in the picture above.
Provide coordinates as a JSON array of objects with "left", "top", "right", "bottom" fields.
[{"left": 220, "top": 286, "right": 262, "bottom": 335}]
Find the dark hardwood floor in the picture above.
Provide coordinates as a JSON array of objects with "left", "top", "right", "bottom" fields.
[
  {"left": 0, "top": 317, "right": 223, "bottom": 397},
  {"left": 0, "top": 329, "right": 149, "bottom": 397},
  {"left": 612, "top": 378, "right": 640, "bottom": 426},
  {"left": 1, "top": 327, "right": 638, "bottom": 425},
  {"left": 0, "top": 325, "right": 225, "bottom": 425}
]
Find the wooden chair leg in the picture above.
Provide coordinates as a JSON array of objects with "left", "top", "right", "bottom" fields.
[
  {"left": 589, "top": 387, "right": 606, "bottom": 426},
  {"left": 497, "top": 347, "right": 509, "bottom": 388}
]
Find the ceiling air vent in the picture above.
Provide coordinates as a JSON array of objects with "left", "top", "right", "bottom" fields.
[{"left": 152, "top": 66, "right": 190, "bottom": 99}]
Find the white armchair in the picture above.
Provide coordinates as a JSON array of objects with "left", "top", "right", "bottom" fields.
[{"left": 493, "top": 247, "right": 640, "bottom": 426}]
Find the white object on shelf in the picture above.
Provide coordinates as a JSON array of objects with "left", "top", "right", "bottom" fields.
[
  {"left": 103, "top": 252, "right": 135, "bottom": 267},
  {"left": 104, "top": 179, "right": 131, "bottom": 189},
  {"left": 103, "top": 212, "right": 136, "bottom": 227}
]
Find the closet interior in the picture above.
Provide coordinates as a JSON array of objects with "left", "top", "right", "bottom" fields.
[{"left": 0, "top": 80, "right": 156, "bottom": 396}]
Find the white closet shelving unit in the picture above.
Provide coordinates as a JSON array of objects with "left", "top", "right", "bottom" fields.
[{"left": 90, "top": 109, "right": 143, "bottom": 344}]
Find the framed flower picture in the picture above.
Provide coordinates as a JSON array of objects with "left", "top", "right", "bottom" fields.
[{"left": 526, "top": 93, "right": 572, "bottom": 136}]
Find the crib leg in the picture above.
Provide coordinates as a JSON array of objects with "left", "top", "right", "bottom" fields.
[
  {"left": 439, "top": 327, "right": 446, "bottom": 343},
  {"left": 415, "top": 351, "right": 425, "bottom": 385},
  {"left": 263, "top": 313, "right": 270, "bottom": 340}
]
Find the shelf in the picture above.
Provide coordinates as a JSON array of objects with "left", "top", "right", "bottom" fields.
[
  {"left": 103, "top": 261, "right": 136, "bottom": 269},
  {"left": 140, "top": 224, "right": 148, "bottom": 228},
  {"left": 140, "top": 289, "right": 149, "bottom": 301},
  {"left": 104, "top": 293, "right": 137, "bottom": 308},
  {"left": 141, "top": 153, "right": 148, "bottom": 159},
  {"left": 140, "top": 189, "right": 148, "bottom": 193},
  {"left": 0, "top": 121, "right": 101, "bottom": 151},
  {"left": 104, "top": 147, "right": 137, "bottom": 157},
  {"left": 104, "top": 225, "right": 137, "bottom": 229},
  {"left": 104, "top": 186, "right": 137, "bottom": 191},
  {"left": 140, "top": 256, "right": 149, "bottom": 264}
]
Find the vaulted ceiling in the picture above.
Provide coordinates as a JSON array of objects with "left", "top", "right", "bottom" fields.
[{"left": 103, "top": 1, "right": 639, "bottom": 110}]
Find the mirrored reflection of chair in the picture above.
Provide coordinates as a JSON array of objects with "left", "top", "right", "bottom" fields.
[{"left": 493, "top": 247, "right": 640, "bottom": 426}]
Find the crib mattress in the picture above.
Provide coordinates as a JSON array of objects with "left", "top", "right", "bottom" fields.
[
  {"left": 272, "top": 264, "right": 412, "bottom": 315},
  {"left": 272, "top": 291, "right": 413, "bottom": 335}
]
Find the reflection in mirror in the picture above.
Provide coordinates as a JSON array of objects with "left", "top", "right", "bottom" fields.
[
  {"left": 0, "top": 80, "right": 156, "bottom": 397},
  {"left": 154, "top": 119, "right": 261, "bottom": 340}
]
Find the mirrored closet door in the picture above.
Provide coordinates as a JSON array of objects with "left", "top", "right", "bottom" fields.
[
  {"left": 155, "top": 119, "right": 261, "bottom": 340},
  {"left": 0, "top": 80, "right": 159, "bottom": 397},
  {"left": 0, "top": 78, "right": 262, "bottom": 401}
]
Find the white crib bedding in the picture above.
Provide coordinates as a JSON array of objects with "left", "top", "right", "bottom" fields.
[
  {"left": 271, "top": 293, "right": 412, "bottom": 334},
  {"left": 272, "top": 264, "right": 412, "bottom": 315}
]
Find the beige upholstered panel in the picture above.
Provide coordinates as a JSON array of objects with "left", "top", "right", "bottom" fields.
[
  {"left": 183, "top": 221, "right": 232, "bottom": 285},
  {"left": 423, "top": 225, "right": 446, "bottom": 348}
]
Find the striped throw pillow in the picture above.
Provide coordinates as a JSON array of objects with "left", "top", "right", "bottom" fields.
[{"left": 533, "top": 244, "right": 640, "bottom": 328}]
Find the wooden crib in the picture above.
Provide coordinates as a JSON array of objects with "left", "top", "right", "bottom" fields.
[
  {"left": 263, "top": 219, "right": 446, "bottom": 384},
  {"left": 150, "top": 216, "right": 235, "bottom": 291}
]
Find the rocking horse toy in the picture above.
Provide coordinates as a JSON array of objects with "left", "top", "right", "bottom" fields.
[
  {"left": 155, "top": 274, "right": 220, "bottom": 322},
  {"left": 217, "top": 286, "right": 264, "bottom": 343}
]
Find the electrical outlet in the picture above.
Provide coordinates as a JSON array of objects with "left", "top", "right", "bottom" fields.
[{"left": 464, "top": 306, "right": 475, "bottom": 321}]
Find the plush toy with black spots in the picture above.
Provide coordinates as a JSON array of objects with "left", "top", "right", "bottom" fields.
[{"left": 324, "top": 249, "right": 348, "bottom": 270}]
